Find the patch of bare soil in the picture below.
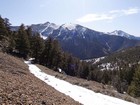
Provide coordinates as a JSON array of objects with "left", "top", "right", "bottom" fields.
[
  {"left": 0, "top": 52, "right": 80, "bottom": 105},
  {"left": 36, "top": 64, "right": 140, "bottom": 105}
]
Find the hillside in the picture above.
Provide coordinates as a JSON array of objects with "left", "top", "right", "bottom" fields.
[
  {"left": 25, "top": 60, "right": 138, "bottom": 105},
  {"left": 92, "top": 46, "right": 140, "bottom": 70},
  {"left": 0, "top": 52, "right": 80, "bottom": 105},
  {"left": 36, "top": 64, "right": 140, "bottom": 104},
  {"left": 1, "top": 52, "right": 139, "bottom": 104},
  {"left": 85, "top": 46, "right": 140, "bottom": 98}
]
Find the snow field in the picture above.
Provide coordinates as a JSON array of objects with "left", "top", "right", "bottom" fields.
[{"left": 25, "top": 61, "right": 136, "bottom": 105}]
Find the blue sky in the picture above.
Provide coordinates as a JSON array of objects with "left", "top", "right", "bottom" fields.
[{"left": 0, "top": 0, "right": 140, "bottom": 36}]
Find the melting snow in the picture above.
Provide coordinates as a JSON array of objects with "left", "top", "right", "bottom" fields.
[
  {"left": 40, "top": 33, "right": 48, "bottom": 40},
  {"left": 58, "top": 67, "right": 62, "bottom": 73},
  {"left": 99, "top": 62, "right": 120, "bottom": 71},
  {"left": 25, "top": 61, "right": 136, "bottom": 105},
  {"left": 85, "top": 57, "right": 105, "bottom": 64},
  {"left": 93, "top": 57, "right": 105, "bottom": 64}
]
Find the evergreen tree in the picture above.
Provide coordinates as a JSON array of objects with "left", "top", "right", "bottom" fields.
[
  {"left": 16, "top": 24, "right": 30, "bottom": 58},
  {"left": 65, "top": 54, "right": 76, "bottom": 76},
  {"left": 40, "top": 37, "right": 54, "bottom": 66},
  {"left": 51, "top": 39, "right": 62, "bottom": 69},
  {"left": 4, "top": 18, "right": 11, "bottom": 35},
  {"left": 0, "top": 16, "right": 9, "bottom": 40},
  {"left": 78, "top": 61, "right": 90, "bottom": 79},
  {"left": 128, "top": 65, "right": 140, "bottom": 97},
  {"left": 59, "top": 52, "right": 69, "bottom": 73},
  {"left": 30, "top": 33, "right": 45, "bottom": 63},
  {"left": 8, "top": 31, "right": 16, "bottom": 52},
  {"left": 0, "top": 16, "right": 11, "bottom": 52},
  {"left": 26, "top": 26, "right": 32, "bottom": 38},
  {"left": 40, "top": 37, "right": 63, "bottom": 69}
]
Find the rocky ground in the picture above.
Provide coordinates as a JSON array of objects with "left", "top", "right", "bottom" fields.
[{"left": 0, "top": 52, "right": 80, "bottom": 105}]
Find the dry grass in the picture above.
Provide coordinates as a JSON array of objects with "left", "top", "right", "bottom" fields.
[{"left": 0, "top": 52, "right": 80, "bottom": 105}]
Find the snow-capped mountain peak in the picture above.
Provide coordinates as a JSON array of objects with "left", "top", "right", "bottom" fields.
[
  {"left": 43, "top": 22, "right": 50, "bottom": 26},
  {"left": 30, "top": 22, "right": 59, "bottom": 39},
  {"left": 42, "top": 22, "right": 59, "bottom": 29},
  {"left": 107, "top": 30, "right": 140, "bottom": 40},
  {"left": 61, "top": 23, "right": 77, "bottom": 30},
  {"left": 108, "top": 30, "right": 130, "bottom": 37}
]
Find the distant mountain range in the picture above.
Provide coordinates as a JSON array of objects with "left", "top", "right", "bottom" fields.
[
  {"left": 107, "top": 30, "right": 140, "bottom": 40},
  {"left": 11, "top": 22, "right": 140, "bottom": 59}
]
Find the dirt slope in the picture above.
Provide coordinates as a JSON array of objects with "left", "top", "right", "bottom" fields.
[{"left": 0, "top": 52, "right": 80, "bottom": 105}]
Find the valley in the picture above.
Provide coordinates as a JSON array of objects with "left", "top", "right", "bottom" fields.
[{"left": 0, "top": 15, "right": 140, "bottom": 105}]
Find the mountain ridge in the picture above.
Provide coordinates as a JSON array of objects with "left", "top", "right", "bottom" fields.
[
  {"left": 10, "top": 22, "right": 140, "bottom": 59},
  {"left": 107, "top": 30, "right": 140, "bottom": 40}
]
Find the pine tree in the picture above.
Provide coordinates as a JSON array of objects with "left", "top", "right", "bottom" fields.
[
  {"left": 4, "top": 18, "right": 11, "bottom": 35},
  {"left": 59, "top": 52, "right": 69, "bottom": 73},
  {"left": 0, "top": 16, "right": 11, "bottom": 52},
  {"left": 51, "top": 39, "right": 62, "bottom": 69},
  {"left": 40, "top": 37, "right": 53, "bottom": 66},
  {"left": 0, "top": 16, "right": 9, "bottom": 40},
  {"left": 26, "top": 26, "right": 32, "bottom": 38},
  {"left": 8, "top": 31, "right": 16, "bottom": 53},
  {"left": 128, "top": 65, "right": 140, "bottom": 97},
  {"left": 40, "top": 37, "right": 64, "bottom": 69},
  {"left": 30, "top": 33, "right": 45, "bottom": 63},
  {"left": 16, "top": 24, "right": 30, "bottom": 58},
  {"left": 78, "top": 61, "right": 90, "bottom": 79}
]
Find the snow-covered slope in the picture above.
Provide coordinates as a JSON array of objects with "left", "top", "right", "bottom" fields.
[
  {"left": 107, "top": 30, "right": 140, "bottom": 40},
  {"left": 31, "top": 22, "right": 59, "bottom": 39},
  {"left": 25, "top": 60, "right": 136, "bottom": 105}
]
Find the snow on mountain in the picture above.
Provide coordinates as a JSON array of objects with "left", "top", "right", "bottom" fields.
[
  {"left": 108, "top": 30, "right": 133, "bottom": 38},
  {"left": 85, "top": 57, "right": 105, "bottom": 64},
  {"left": 10, "top": 22, "right": 140, "bottom": 59},
  {"left": 107, "top": 30, "right": 140, "bottom": 40},
  {"left": 62, "top": 23, "right": 77, "bottom": 30},
  {"left": 30, "top": 22, "right": 59, "bottom": 37},
  {"left": 42, "top": 23, "right": 89, "bottom": 40},
  {"left": 11, "top": 23, "right": 140, "bottom": 41},
  {"left": 40, "top": 34, "right": 48, "bottom": 40},
  {"left": 32, "top": 23, "right": 140, "bottom": 41},
  {"left": 25, "top": 60, "right": 136, "bottom": 105},
  {"left": 99, "top": 63, "right": 119, "bottom": 71},
  {"left": 41, "top": 22, "right": 59, "bottom": 33},
  {"left": 31, "top": 22, "right": 88, "bottom": 39}
]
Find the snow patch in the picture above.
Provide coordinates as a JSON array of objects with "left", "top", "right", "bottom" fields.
[
  {"left": 99, "top": 63, "right": 119, "bottom": 71},
  {"left": 25, "top": 61, "right": 136, "bottom": 105},
  {"left": 29, "top": 58, "right": 35, "bottom": 61},
  {"left": 58, "top": 68, "right": 62, "bottom": 73},
  {"left": 40, "top": 33, "right": 47, "bottom": 40},
  {"left": 85, "top": 57, "right": 105, "bottom": 64},
  {"left": 93, "top": 57, "right": 105, "bottom": 64}
]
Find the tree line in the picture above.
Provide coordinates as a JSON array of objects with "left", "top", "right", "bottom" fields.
[{"left": 0, "top": 16, "right": 140, "bottom": 98}]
